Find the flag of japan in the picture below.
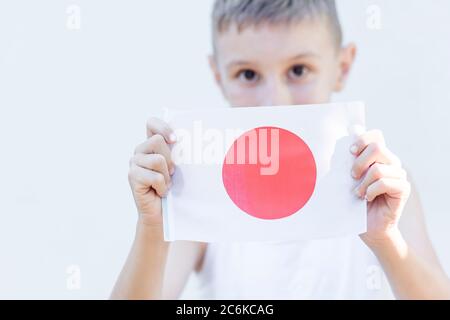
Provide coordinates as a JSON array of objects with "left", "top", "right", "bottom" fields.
[{"left": 162, "top": 102, "right": 366, "bottom": 242}]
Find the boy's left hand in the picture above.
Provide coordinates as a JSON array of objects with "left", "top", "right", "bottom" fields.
[{"left": 350, "top": 130, "right": 411, "bottom": 245}]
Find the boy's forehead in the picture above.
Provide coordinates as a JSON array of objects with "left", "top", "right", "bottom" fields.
[{"left": 214, "top": 20, "right": 335, "bottom": 66}]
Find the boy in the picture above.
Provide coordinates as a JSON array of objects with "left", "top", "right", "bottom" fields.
[{"left": 111, "top": 0, "right": 450, "bottom": 299}]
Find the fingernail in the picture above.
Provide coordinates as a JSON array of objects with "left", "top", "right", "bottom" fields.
[
  {"left": 354, "top": 187, "right": 361, "bottom": 198},
  {"left": 169, "top": 167, "right": 175, "bottom": 175},
  {"left": 351, "top": 170, "right": 358, "bottom": 179},
  {"left": 169, "top": 133, "right": 177, "bottom": 143},
  {"left": 350, "top": 145, "right": 358, "bottom": 155}
]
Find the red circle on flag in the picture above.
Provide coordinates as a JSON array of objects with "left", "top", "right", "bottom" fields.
[{"left": 222, "top": 127, "right": 317, "bottom": 220}]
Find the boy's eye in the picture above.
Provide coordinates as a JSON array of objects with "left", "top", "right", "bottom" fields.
[
  {"left": 289, "top": 65, "right": 309, "bottom": 79},
  {"left": 237, "top": 69, "right": 259, "bottom": 83}
]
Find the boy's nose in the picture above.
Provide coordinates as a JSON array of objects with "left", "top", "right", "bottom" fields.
[{"left": 261, "top": 78, "right": 293, "bottom": 107}]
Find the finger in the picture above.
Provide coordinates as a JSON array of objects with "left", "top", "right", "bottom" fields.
[
  {"left": 129, "top": 164, "right": 169, "bottom": 198},
  {"left": 132, "top": 153, "right": 171, "bottom": 187},
  {"left": 134, "top": 134, "right": 175, "bottom": 174},
  {"left": 146, "top": 117, "right": 177, "bottom": 144},
  {"left": 354, "top": 163, "right": 407, "bottom": 199},
  {"left": 350, "top": 129, "right": 385, "bottom": 156},
  {"left": 352, "top": 142, "right": 401, "bottom": 179},
  {"left": 365, "top": 178, "right": 411, "bottom": 202}
]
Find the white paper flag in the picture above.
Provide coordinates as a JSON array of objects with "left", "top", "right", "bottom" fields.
[{"left": 162, "top": 102, "right": 367, "bottom": 242}]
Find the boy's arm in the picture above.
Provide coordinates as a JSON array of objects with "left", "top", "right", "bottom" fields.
[
  {"left": 351, "top": 130, "right": 449, "bottom": 299},
  {"left": 367, "top": 182, "right": 450, "bottom": 299},
  {"left": 110, "top": 222, "right": 205, "bottom": 300},
  {"left": 111, "top": 118, "right": 206, "bottom": 300},
  {"left": 110, "top": 223, "right": 169, "bottom": 300}
]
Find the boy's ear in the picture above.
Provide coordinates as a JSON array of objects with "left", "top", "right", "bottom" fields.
[
  {"left": 208, "top": 54, "right": 222, "bottom": 87},
  {"left": 334, "top": 43, "right": 357, "bottom": 92}
]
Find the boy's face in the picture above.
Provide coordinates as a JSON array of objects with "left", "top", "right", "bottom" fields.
[{"left": 210, "top": 18, "right": 356, "bottom": 107}]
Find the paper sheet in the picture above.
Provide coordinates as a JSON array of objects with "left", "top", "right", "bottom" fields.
[{"left": 162, "top": 102, "right": 367, "bottom": 242}]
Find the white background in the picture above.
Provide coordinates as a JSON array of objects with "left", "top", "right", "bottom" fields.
[{"left": 0, "top": 0, "right": 449, "bottom": 299}]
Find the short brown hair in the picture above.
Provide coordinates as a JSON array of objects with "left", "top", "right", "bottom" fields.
[{"left": 212, "top": 0, "right": 343, "bottom": 47}]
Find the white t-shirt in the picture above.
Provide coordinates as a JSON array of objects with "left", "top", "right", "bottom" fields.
[{"left": 196, "top": 235, "right": 394, "bottom": 299}]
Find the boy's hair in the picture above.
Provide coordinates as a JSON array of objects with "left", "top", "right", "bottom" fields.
[{"left": 212, "top": 0, "right": 342, "bottom": 47}]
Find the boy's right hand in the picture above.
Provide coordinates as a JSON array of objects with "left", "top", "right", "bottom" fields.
[{"left": 128, "top": 117, "right": 177, "bottom": 228}]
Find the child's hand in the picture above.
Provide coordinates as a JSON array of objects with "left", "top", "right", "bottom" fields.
[
  {"left": 350, "top": 130, "right": 411, "bottom": 245},
  {"left": 128, "top": 117, "right": 177, "bottom": 228}
]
